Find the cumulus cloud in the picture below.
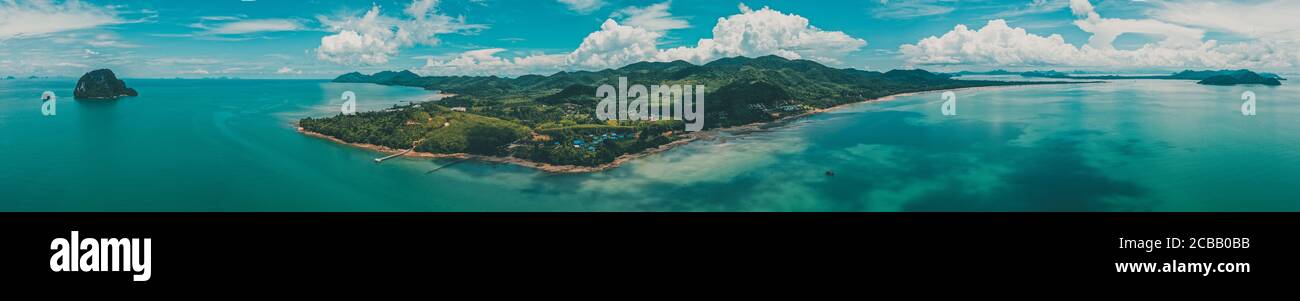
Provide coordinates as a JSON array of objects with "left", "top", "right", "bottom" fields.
[
  {"left": 557, "top": 0, "right": 604, "bottom": 14},
  {"left": 900, "top": 20, "right": 1081, "bottom": 66},
  {"left": 611, "top": 1, "right": 688, "bottom": 32},
  {"left": 316, "top": 0, "right": 484, "bottom": 65},
  {"left": 657, "top": 4, "right": 866, "bottom": 64},
  {"left": 568, "top": 19, "right": 663, "bottom": 69},
  {"left": 900, "top": 0, "right": 1299, "bottom": 69},
  {"left": 318, "top": 26, "right": 395, "bottom": 65},
  {"left": 422, "top": 4, "right": 866, "bottom": 76},
  {"left": 0, "top": 0, "right": 124, "bottom": 40}
]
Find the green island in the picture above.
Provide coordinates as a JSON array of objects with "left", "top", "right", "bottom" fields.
[{"left": 299, "top": 55, "right": 1073, "bottom": 172}]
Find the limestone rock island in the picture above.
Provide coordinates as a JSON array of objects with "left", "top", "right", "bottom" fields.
[{"left": 74, "top": 69, "right": 139, "bottom": 100}]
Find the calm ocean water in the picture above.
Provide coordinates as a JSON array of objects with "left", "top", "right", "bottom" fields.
[{"left": 2, "top": 78, "right": 1298, "bottom": 211}]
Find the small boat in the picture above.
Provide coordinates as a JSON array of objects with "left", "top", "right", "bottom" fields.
[{"left": 825, "top": 170, "right": 835, "bottom": 177}]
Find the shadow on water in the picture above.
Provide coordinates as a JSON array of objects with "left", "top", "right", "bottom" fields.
[{"left": 426, "top": 158, "right": 470, "bottom": 174}]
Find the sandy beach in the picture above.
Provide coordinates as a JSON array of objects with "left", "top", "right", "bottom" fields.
[{"left": 298, "top": 126, "right": 702, "bottom": 173}]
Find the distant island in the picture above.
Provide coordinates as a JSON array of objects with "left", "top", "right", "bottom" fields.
[
  {"left": 1195, "top": 71, "right": 1284, "bottom": 86},
  {"left": 301, "top": 55, "right": 1079, "bottom": 172},
  {"left": 953, "top": 69, "right": 1284, "bottom": 86},
  {"left": 944, "top": 70, "right": 1018, "bottom": 76},
  {"left": 74, "top": 69, "right": 138, "bottom": 100}
]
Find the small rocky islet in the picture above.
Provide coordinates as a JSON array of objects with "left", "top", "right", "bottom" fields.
[{"left": 74, "top": 69, "right": 138, "bottom": 100}]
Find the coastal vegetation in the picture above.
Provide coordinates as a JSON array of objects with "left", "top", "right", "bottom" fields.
[{"left": 301, "top": 55, "right": 1063, "bottom": 168}]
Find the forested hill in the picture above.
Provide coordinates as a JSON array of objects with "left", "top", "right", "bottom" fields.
[
  {"left": 306, "top": 56, "right": 1067, "bottom": 167},
  {"left": 333, "top": 55, "right": 1041, "bottom": 108}
]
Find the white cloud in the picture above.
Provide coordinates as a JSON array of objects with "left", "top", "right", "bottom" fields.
[
  {"left": 179, "top": 69, "right": 211, "bottom": 75},
  {"left": 80, "top": 32, "right": 137, "bottom": 48},
  {"left": 557, "top": 0, "right": 604, "bottom": 14},
  {"left": 568, "top": 19, "right": 663, "bottom": 69},
  {"left": 900, "top": 20, "right": 1081, "bottom": 66},
  {"left": 197, "top": 19, "right": 304, "bottom": 35},
  {"left": 316, "top": 0, "right": 484, "bottom": 65},
  {"left": 987, "top": 0, "right": 1069, "bottom": 19},
  {"left": 276, "top": 66, "right": 303, "bottom": 74},
  {"left": 1068, "top": 0, "right": 1203, "bottom": 50},
  {"left": 611, "top": 1, "right": 688, "bottom": 32},
  {"left": 657, "top": 4, "right": 866, "bottom": 65},
  {"left": 405, "top": 0, "right": 439, "bottom": 18},
  {"left": 872, "top": 0, "right": 955, "bottom": 19},
  {"left": 1067, "top": 0, "right": 1093, "bottom": 18},
  {"left": 423, "top": 48, "right": 566, "bottom": 76},
  {"left": 900, "top": 0, "right": 1300, "bottom": 70},
  {"left": 85, "top": 39, "right": 134, "bottom": 48},
  {"left": 423, "top": 4, "right": 866, "bottom": 76},
  {"left": 318, "top": 29, "right": 395, "bottom": 65},
  {"left": 1156, "top": 1, "right": 1300, "bottom": 41},
  {"left": 220, "top": 66, "right": 263, "bottom": 73},
  {"left": 0, "top": 0, "right": 124, "bottom": 40}
]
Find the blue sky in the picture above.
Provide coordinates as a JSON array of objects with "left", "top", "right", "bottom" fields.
[{"left": 2, "top": 0, "right": 1298, "bottom": 78}]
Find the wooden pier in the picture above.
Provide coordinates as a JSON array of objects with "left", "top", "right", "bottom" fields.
[{"left": 374, "top": 139, "right": 424, "bottom": 164}]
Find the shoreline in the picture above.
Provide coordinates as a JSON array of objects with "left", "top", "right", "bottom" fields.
[
  {"left": 297, "top": 127, "right": 702, "bottom": 173},
  {"left": 298, "top": 82, "right": 1083, "bottom": 174}
]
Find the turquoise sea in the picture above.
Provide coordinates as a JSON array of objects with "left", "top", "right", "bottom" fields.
[{"left": 2, "top": 78, "right": 1298, "bottom": 211}]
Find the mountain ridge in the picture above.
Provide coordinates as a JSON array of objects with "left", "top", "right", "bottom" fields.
[{"left": 334, "top": 55, "right": 974, "bottom": 105}]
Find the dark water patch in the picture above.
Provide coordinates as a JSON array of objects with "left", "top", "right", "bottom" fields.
[
  {"left": 796, "top": 113, "right": 1032, "bottom": 210},
  {"left": 807, "top": 110, "right": 1027, "bottom": 152},
  {"left": 609, "top": 175, "right": 773, "bottom": 212},
  {"left": 903, "top": 134, "right": 1146, "bottom": 211},
  {"left": 1106, "top": 137, "right": 1173, "bottom": 158}
]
